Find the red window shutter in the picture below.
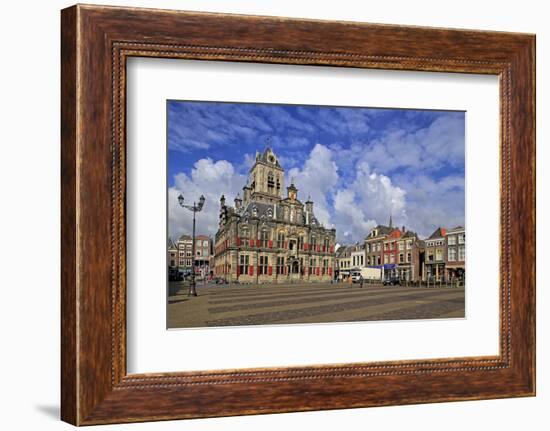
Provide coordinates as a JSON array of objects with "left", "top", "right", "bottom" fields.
[
  {"left": 268, "top": 266, "right": 273, "bottom": 275},
  {"left": 249, "top": 265, "right": 254, "bottom": 276},
  {"left": 257, "top": 265, "right": 261, "bottom": 274},
  {"left": 317, "top": 244, "right": 321, "bottom": 252},
  {"left": 236, "top": 266, "right": 240, "bottom": 276},
  {"left": 256, "top": 239, "right": 261, "bottom": 247},
  {"left": 268, "top": 240, "right": 273, "bottom": 248},
  {"left": 249, "top": 239, "right": 254, "bottom": 247},
  {"left": 304, "top": 243, "right": 309, "bottom": 251},
  {"left": 236, "top": 237, "right": 241, "bottom": 246},
  {"left": 316, "top": 267, "right": 320, "bottom": 276},
  {"left": 328, "top": 267, "right": 332, "bottom": 276},
  {"left": 330, "top": 245, "right": 334, "bottom": 253}
]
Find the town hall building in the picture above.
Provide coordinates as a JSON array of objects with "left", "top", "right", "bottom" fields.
[{"left": 214, "top": 147, "right": 336, "bottom": 283}]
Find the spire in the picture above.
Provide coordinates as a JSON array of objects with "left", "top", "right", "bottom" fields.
[{"left": 389, "top": 213, "right": 393, "bottom": 228}]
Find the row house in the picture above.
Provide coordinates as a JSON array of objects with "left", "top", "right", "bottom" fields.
[
  {"left": 395, "top": 231, "right": 424, "bottom": 281},
  {"left": 365, "top": 224, "right": 393, "bottom": 268},
  {"left": 424, "top": 227, "right": 447, "bottom": 281},
  {"left": 382, "top": 227, "right": 405, "bottom": 278},
  {"left": 168, "top": 234, "right": 213, "bottom": 276},
  {"left": 335, "top": 245, "right": 352, "bottom": 280},
  {"left": 445, "top": 226, "right": 465, "bottom": 281}
]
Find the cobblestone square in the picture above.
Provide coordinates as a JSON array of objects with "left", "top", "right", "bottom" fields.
[{"left": 167, "top": 281, "right": 465, "bottom": 329}]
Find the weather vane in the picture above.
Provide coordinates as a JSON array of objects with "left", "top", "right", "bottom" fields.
[{"left": 266, "top": 136, "right": 272, "bottom": 147}]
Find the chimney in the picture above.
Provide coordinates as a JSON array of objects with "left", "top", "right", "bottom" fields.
[
  {"left": 220, "top": 194, "right": 226, "bottom": 207},
  {"left": 402, "top": 226, "right": 405, "bottom": 233}
]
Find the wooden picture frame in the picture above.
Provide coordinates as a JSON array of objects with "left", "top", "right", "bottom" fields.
[{"left": 61, "top": 4, "right": 535, "bottom": 425}]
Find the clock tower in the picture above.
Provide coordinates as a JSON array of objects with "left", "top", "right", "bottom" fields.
[{"left": 249, "top": 146, "right": 285, "bottom": 204}]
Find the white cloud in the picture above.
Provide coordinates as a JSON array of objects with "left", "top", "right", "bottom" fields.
[
  {"left": 356, "top": 114, "right": 465, "bottom": 174},
  {"left": 333, "top": 161, "right": 406, "bottom": 243},
  {"left": 168, "top": 158, "right": 246, "bottom": 240},
  {"left": 287, "top": 144, "right": 339, "bottom": 227},
  {"left": 168, "top": 143, "right": 462, "bottom": 246}
]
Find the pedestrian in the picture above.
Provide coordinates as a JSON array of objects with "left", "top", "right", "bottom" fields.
[{"left": 359, "top": 275, "right": 364, "bottom": 289}]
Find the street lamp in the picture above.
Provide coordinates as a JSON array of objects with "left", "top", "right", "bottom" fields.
[{"left": 178, "top": 193, "right": 205, "bottom": 297}]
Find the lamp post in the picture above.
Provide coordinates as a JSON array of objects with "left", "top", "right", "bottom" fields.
[{"left": 178, "top": 193, "right": 205, "bottom": 297}]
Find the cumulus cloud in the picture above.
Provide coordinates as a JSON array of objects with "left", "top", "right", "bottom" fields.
[
  {"left": 168, "top": 158, "right": 246, "bottom": 240},
  {"left": 287, "top": 144, "right": 339, "bottom": 227},
  {"left": 333, "top": 161, "right": 406, "bottom": 243}
]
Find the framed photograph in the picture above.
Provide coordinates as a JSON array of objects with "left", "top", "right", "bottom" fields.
[{"left": 61, "top": 4, "right": 535, "bottom": 425}]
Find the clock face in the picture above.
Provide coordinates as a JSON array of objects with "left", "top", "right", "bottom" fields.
[{"left": 269, "top": 155, "right": 275, "bottom": 163}]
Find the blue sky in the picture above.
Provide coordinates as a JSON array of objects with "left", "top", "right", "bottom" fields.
[{"left": 167, "top": 100, "right": 465, "bottom": 243}]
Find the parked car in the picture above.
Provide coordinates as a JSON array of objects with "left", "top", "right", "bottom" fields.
[{"left": 383, "top": 277, "right": 401, "bottom": 286}]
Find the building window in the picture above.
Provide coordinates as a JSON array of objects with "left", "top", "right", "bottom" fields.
[
  {"left": 239, "top": 254, "right": 249, "bottom": 275},
  {"left": 259, "top": 255, "right": 269, "bottom": 275},
  {"left": 398, "top": 242, "right": 404, "bottom": 251},
  {"left": 448, "top": 235, "right": 457, "bottom": 245},
  {"left": 407, "top": 252, "right": 411, "bottom": 263},
  {"left": 323, "top": 237, "right": 330, "bottom": 252},
  {"left": 322, "top": 259, "right": 329, "bottom": 275},
  {"left": 377, "top": 256, "right": 381, "bottom": 265},
  {"left": 311, "top": 235, "right": 317, "bottom": 249},
  {"left": 436, "top": 249, "right": 443, "bottom": 261},
  {"left": 277, "top": 232, "right": 285, "bottom": 248},
  {"left": 390, "top": 254, "right": 395, "bottom": 263},
  {"left": 260, "top": 230, "right": 269, "bottom": 248},
  {"left": 267, "top": 171, "right": 274, "bottom": 191},
  {"left": 366, "top": 244, "right": 371, "bottom": 252},
  {"left": 298, "top": 236, "right": 304, "bottom": 251},
  {"left": 309, "top": 258, "right": 316, "bottom": 275},
  {"left": 428, "top": 253, "right": 434, "bottom": 262},
  {"left": 399, "top": 253, "right": 404, "bottom": 263},
  {"left": 448, "top": 248, "right": 457, "bottom": 261},
  {"left": 407, "top": 240, "right": 412, "bottom": 249},
  {"left": 458, "top": 233, "right": 465, "bottom": 244},
  {"left": 458, "top": 245, "right": 466, "bottom": 260},
  {"left": 276, "top": 256, "right": 285, "bottom": 274}
]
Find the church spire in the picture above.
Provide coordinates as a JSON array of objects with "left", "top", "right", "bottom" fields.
[{"left": 389, "top": 213, "right": 393, "bottom": 228}]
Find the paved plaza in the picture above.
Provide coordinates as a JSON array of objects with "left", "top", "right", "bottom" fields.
[{"left": 167, "top": 281, "right": 465, "bottom": 329}]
